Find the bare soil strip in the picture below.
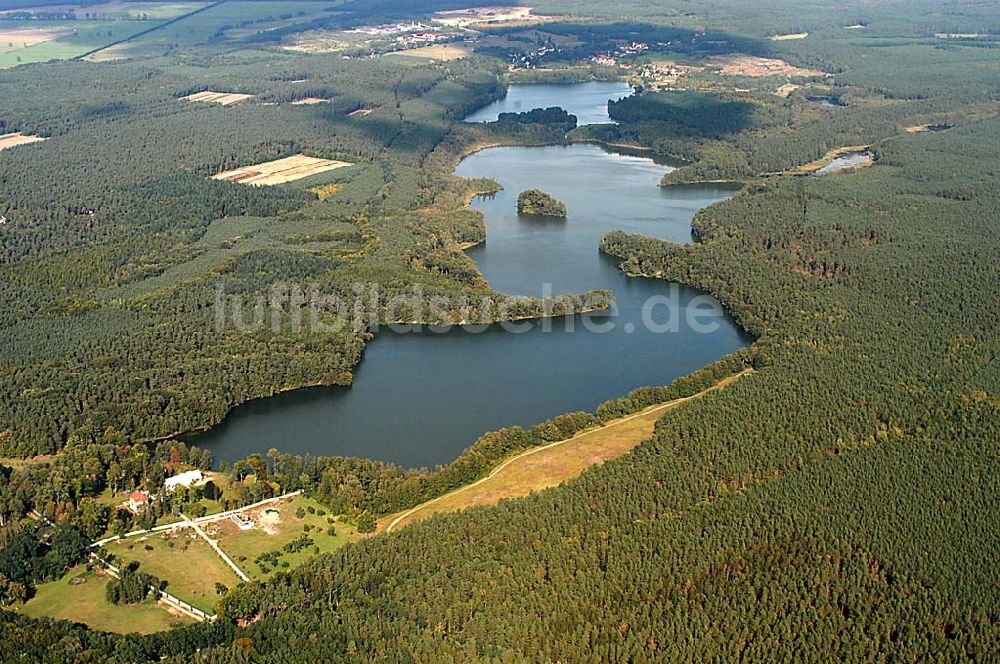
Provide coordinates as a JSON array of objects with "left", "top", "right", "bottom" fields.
[{"left": 212, "top": 154, "right": 350, "bottom": 186}]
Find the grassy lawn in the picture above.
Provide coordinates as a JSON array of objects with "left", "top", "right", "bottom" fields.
[
  {"left": 213, "top": 495, "right": 357, "bottom": 579},
  {"left": 19, "top": 566, "right": 191, "bottom": 634},
  {"left": 384, "top": 371, "right": 751, "bottom": 531},
  {"left": 102, "top": 529, "right": 239, "bottom": 613}
]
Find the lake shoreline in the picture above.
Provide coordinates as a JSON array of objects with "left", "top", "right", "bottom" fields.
[{"left": 191, "top": 83, "right": 751, "bottom": 472}]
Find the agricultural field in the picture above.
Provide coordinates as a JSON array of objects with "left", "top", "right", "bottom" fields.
[
  {"left": 0, "top": 2, "right": 205, "bottom": 20},
  {"left": 387, "top": 43, "right": 470, "bottom": 61},
  {"left": 19, "top": 566, "right": 192, "bottom": 634},
  {"left": 212, "top": 154, "right": 351, "bottom": 186},
  {"left": 93, "top": 0, "right": 341, "bottom": 59},
  {"left": 0, "top": 26, "right": 70, "bottom": 52},
  {"left": 102, "top": 530, "right": 240, "bottom": 613},
  {"left": 0, "top": 19, "right": 156, "bottom": 67},
  {"left": 291, "top": 96, "right": 333, "bottom": 105},
  {"left": 213, "top": 495, "right": 357, "bottom": 579},
  {"left": 182, "top": 90, "right": 254, "bottom": 106}
]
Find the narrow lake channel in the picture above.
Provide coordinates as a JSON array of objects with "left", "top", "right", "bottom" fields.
[{"left": 194, "top": 84, "right": 752, "bottom": 469}]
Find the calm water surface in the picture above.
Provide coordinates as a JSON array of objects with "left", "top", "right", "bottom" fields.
[
  {"left": 463, "top": 81, "right": 632, "bottom": 125},
  {"left": 195, "top": 87, "right": 750, "bottom": 469}
]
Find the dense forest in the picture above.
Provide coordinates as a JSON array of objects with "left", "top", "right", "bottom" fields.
[{"left": 1, "top": 0, "right": 999, "bottom": 660}]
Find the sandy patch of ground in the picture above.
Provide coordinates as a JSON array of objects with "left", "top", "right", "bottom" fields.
[
  {"left": 391, "top": 43, "right": 470, "bottom": 60},
  {"left": 706, "top": 54, "right": 824, "bottom": 78},
  {"left": 0, "top": 132, "right": 47, "bottom": 150},
  {"left": 905, "top": 123, "right": 952, "bottom": 133},
  {"left": 774, "top": 83, "right": 800, "bottom": 97},
  {"left": 182, "top": 90, "right": 254, "bottom": 106},
  {"left": 434, "top": 6, "right": 549, "bottom": 27},
  {"left": 291, "top": 97, "right": 333, "bottom": 105},
  {"left": 259, "top": 507, "right": 281, "bottom": 534},
  {"left": 770, "top": 32, "right": 808, "bottom": 41},
  {"left": 0, "top": 27, "right": 70, "bottom": 52},
  {"left": 934, "top": 33, "right": 990, "bottom": 39},
  {"left": 310, "top": 183, "right": 342, "bottom": 200},
  {"left": 348, "top": 107, "right": 376, "bottom": 117},
  {"left": 213, "top": 154, "right": 351, "bottom": 186}
]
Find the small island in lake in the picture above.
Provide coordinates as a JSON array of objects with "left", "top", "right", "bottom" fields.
[{"left": 517, "top": 189, "right": 567, "bottom": 217}]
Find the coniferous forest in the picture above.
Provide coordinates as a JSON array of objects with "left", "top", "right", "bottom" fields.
[{"left": 0, "top": 0, "right": 999, "bottom": 660}]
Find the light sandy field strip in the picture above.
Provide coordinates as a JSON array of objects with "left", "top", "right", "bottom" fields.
[
  {"left": 391, "top": 44, "right": 470, "bottom": 61},
  {"left": 0, "top": 28, "right": 69, "bottom": 52},
  {"left": 0, "top": 132, "right": 47, "bottom": 151},
  {"left": 291, "top": 97, "right": 333, "bottom": 105},
  {"left": 770, "top": 32, "right": 809, "bottom": 41},
  {"left": 212, "top": 154, "right": 351, "bottom": 186},
  {"left": 182, "top": 90, "right": 254, "bottom": 106},
  {"left": 434, "top": 6, "right": 549, "bottom": 27}
]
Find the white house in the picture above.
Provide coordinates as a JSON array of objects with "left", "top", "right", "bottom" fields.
[
  {"left": 164, "top": 469, "right": 204, "bottom": 492},
  {"left": 230, "top": 513, "right": 255, "bottom": 531}
]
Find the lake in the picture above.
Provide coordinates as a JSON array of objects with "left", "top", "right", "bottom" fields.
[
  {"left": 463, "top": 80, "right": 633, "bottom": 125},
  {"left": 193, "top": 86, "right": 751, "bottom": 470}
]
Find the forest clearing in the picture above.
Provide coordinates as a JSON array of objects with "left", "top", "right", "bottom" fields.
[
  {"left": 433, "top": 7, "right": 540, "bottom": 27},
  {"left": 101, "top": 531, "right": 240, "bottom": 613},
  {"left": 790, "top": 145, "right": 874, "bottom": 174},
  {"left": 19, "top": 566, "right": 192, "bottom": 634},
  {"left": 770, "top": 32, "right": 809, "bottom": 41},
  {"left": 212, "top": 154, "right": 350, "bottom": 186},
  {"left": 0, "top": 132, "right": 46, "bottom": 150},
  {"left": 384, "top": 370, "right": 752, "bottom": 532},
  {"left": 390, "top": 44, "right": 470, "bottom": 61},
  {"left": 182, "top": 91, "right": 254, "bottom": 106},
  {"left": 19, "top": 494, "right": 359, "bottom": 630},
  {"left": 705, "top": 54, "right": 824, "bottom": 78}
]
